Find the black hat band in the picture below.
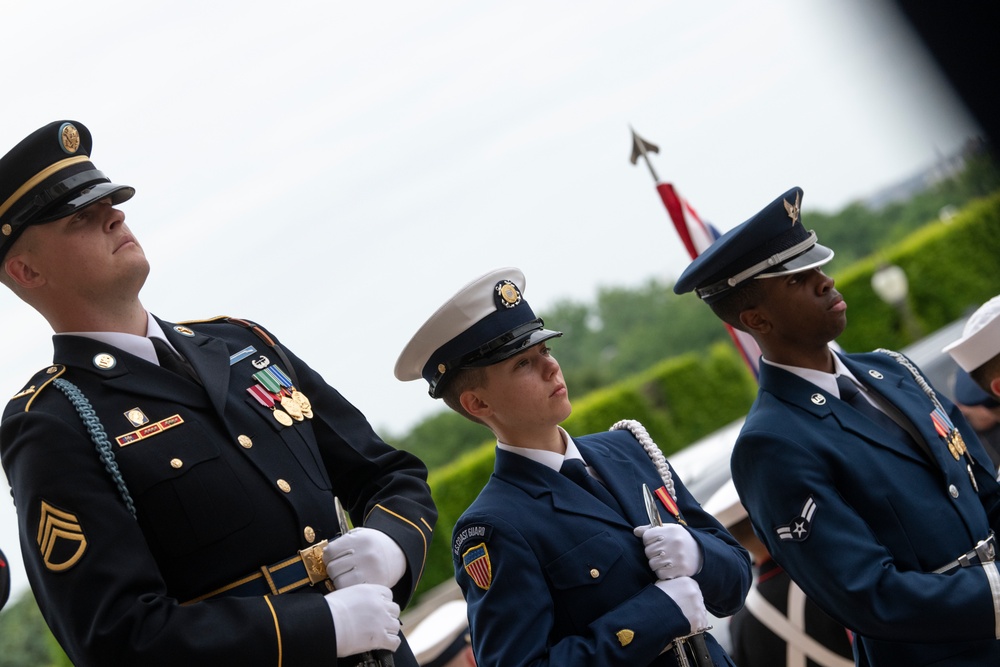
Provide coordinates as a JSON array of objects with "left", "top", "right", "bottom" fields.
[
  {"left": 0, "top": 156, "right": 92, "bottom": 223},
  {"left": 426, "top": 317, "right": 545, "bottom": 398},
  {"left": 695, "top": 230, "right": 817, "bottom": 300}
]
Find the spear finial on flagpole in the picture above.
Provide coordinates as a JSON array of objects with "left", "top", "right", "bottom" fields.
[{"left": 629, "top": 126, "right": 661, "bottom": 184}]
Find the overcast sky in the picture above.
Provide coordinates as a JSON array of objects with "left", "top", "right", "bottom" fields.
[{"left": 0, "top": 0, "right": 979, "bottom": 604}]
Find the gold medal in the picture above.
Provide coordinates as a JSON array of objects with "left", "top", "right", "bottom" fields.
[
  {"left": 952, "top": 430, "right": 967, "bottom": 456},
  {"left": 280, "top": 395, "right": 305, "bottom": 421},
  {"left": 292, "top": 390, "right": 311, "bottom": 411},
  {"left": 274, "top": 408, "right": 293, "bottom": 426},
  {"left": 292, "top": 390, "right": 313, "bottom": 418}
]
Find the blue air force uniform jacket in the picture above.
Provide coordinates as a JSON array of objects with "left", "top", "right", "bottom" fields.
[
  {"left": 731, "top": 352, "right": 1000, "bottom": 667},
  {"left": 0, "top": 317, "right": 437, "bottom": 666},
  {"left": 452, "top": 429, "right": 751, "bottom": 666}
]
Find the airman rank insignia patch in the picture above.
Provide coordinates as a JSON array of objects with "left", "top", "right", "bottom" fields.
[
  {"left": 463, "top": 543, "right": 492, "bottom": 590},
  {"left": 616, "top": 629, "right": 635, "bottom": 647},
  {"left": 776, "top": 496, "right": 816, "bottom": 542},
  {"left": 37, "top": 501, "right": 87, "bottom": 572}
]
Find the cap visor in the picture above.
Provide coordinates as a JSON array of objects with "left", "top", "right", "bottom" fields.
[
  {"left": 757, "top": 243, "right": 834, "bottom": 278},
  {"left": 466, "top": 328, "right": 563, "bottom": 367}
]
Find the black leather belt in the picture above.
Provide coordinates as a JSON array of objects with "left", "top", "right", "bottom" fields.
[
  {"left": 933, "top": 532, "right": 996, "bottom": 574},
  {"left": 183, "top": 540, "right": 330, "bottom": 604}
]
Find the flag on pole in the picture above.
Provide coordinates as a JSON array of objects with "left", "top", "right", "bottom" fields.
[{"left": 630, "top": 128, "right": 761, "bottom": 379}]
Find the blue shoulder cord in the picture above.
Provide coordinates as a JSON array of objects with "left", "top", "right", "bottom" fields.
[{"left": 53, "top": 378, "right": 137, "bottom": 519}]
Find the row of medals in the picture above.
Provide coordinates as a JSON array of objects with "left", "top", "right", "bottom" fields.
[{"left": 249, "top": 365, "right": 313, "bottom": 427}]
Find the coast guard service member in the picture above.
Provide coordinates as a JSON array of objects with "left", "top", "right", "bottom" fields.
[
  {"left": 945, "top": 295, "right": 1000, "bottom": 407},
  {"left": 0, "top": 120, "right": 436, "bottom": 666},
  {"left": 395, "top": 268, "right": 750, "bottom": 666},
  {"left": 674, "top": 187, "right": 1000, "bottom": 666}
]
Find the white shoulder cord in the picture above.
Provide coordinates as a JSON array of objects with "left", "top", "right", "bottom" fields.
[
  {"left": 610, "top": 419, "right": 677, "bottom": 501},
  {"left": 877, "top": 348, "right": 1000, "bottom": 639}
]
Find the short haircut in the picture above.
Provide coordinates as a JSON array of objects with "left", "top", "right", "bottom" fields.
[
  {"left": 708, "top": 279, "right": 764, "bottom": 331},
  {"left": 440, "top": 366, "right": 489, "bottom": 426},
  {"left": 971, "top": 354, "right": 1000, "bottom": 398}
]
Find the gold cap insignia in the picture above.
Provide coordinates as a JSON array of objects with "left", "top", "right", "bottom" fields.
[
  {"left": 93, "top": 353, "right": 116, "bottom": 370},
  {"left": 495, "top": 280, "right": 522, "bottom": 309},
  {"left": 37, "top": 501, "right": 88, "bottom": 572},
  {"left": 124, "top": 407, "right": 149, "bottom": 427},
  {"left": 59, "top": 123, "right": 81, "bottom": 154},
  {"left": 783, "top": 190, "right": 801, "bottom": 226},
  {"left": 616, "top": 629, "right": 635, "bottom": 647}
]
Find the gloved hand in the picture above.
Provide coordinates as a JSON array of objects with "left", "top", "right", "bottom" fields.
[
  {"left": 634, "top": 523, "right": 702, "bottom": 579},
  {"left": 655, "top": 576, "right": 709, "bottom": 634},
  {"left": 325, "top": 583, "right": 401, "bottom": 657},
  {"left": 323, "top": 527, "right": 407, "bottom": 589}
]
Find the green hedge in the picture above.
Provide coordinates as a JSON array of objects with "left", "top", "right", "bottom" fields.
[{"left": 415, "top": 192, "right": 1000, "bottom": 598}]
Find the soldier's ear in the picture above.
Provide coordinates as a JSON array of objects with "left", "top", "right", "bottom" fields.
[
  {"left": 990, "top": 376, "right": 1000, "bottom": 401},
  {"left": 739, "top": 306, "right": 770, "bottom": 335},
  {"left": 460, "top": 389, "right": 492, "bottom": 420},
  {"left": 3, "top": 254, "right": 44, "bottom": 289}
]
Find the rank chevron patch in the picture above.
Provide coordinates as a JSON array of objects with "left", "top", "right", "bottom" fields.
[
  {"left": 37, "top": 501, "right": 88, "bottom": 572},
  {"left": 776, "top": 496, "right": 817, "bottom": 542}
]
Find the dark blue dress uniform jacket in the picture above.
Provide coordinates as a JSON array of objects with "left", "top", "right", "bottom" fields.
[
  {"left": 0, "top": 316, "right": 436, "bottom": 666},
  {"left": 452, "top": 428, "right": 751, "bottom": 666},
  {"left": 732, "top": 352, "right": 1000, "bottom": 667}
]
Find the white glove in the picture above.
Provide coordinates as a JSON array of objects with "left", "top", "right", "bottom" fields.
[
  {"left": 324, "top": 583, "right": 401, "bottom": 657},
  {"left": 634, "top": 524, "right": 702, "bottom": 579},
  {"left": 655, "top": 577, "right": 709, "bottom": 634},
  {"left": 323, "top": 527, "right": 407, "bottom": 589}
]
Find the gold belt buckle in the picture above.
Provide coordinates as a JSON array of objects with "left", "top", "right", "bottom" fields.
[{"left": 298, "top": 539, "right": 330, "bottom": 585}]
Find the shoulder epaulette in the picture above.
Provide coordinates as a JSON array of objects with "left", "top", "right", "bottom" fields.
[
  {"left": 10, "top": 364, "right": 66, "bottom": 412},
  {"left": 176, "top": 315, "right": 277, "bottom": 348},
  {"left": 176, "top": 315, "right": 232, "bottom": 326}
]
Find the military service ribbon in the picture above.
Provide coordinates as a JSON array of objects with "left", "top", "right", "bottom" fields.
[
  {"left": 247, "top": 384, "right": 293, "bottom": 427},
  {"left": 654, "top": 485, "right": 686, "bottom": 526}
]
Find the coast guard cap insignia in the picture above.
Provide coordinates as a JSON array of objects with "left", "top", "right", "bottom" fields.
[
  {"left": 776, "top": 496, "right": 817, "bottom": 542},
  {"left": 37, "top": 501, "right": 88, "bottom": 572},
  {"left": 462, "top": 543, "right": 492, "bottom": 590},
  {"left": 495, "top": 280, "right": 521, "bottom": 309}
]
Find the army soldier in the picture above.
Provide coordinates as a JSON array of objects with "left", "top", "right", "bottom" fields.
[
  {"left": 395, "top": 268, "right": 750, "bottom": 666},
  {"left": 0, "top": 120, "right": 436, "bottom": 666},
  {"left": 674, "top": 187, "right": 1000, "bottom": 666}
]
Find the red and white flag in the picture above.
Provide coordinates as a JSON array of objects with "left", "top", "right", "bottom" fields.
[{"left": 631, "top": 129, "right": 761, "bottom": 379}]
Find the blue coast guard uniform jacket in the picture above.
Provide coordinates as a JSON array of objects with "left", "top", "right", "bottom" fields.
[
  {"left": 452, "top": 428, "right": 751, "bottom": 666},
  {"left": 732, "top": 352, "right": 1000, "bottom": 667},
  {"left": 0, "top": 316, "right": 436, "bottom": 666}
]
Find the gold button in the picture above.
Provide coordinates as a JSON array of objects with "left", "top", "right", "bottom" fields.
[
  {"left": 170, "top": 458, "right": 183, "bottom": 469},
  {"left": 590, "top": 568, "right": 600, "bottom": 579},
  {"left": 277, "top": 479, "right": 291, "bottom": 493},
  {"left": 304, "top": 526, "right": 316, "bottom": 543},
  {"left": 238, "top": 435, "right": 253, "bottom": 449}
]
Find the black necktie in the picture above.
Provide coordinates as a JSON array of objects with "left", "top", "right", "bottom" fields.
[
  {"left": 836, "top": 375, "right": 910, "bottom": 441},
  {"left": 560, "top": 458, "right": 624, "bottom": 516},
  {"left": 151, "top": 338, "right": 201, "bottom": 385}
]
